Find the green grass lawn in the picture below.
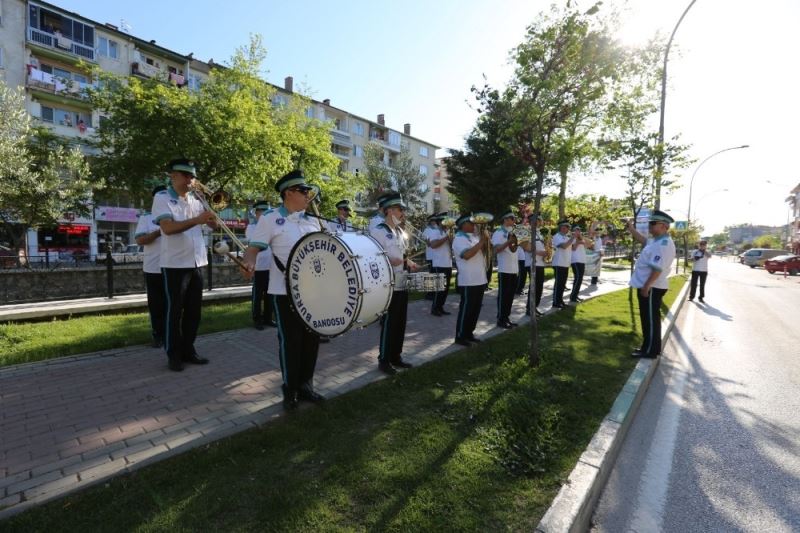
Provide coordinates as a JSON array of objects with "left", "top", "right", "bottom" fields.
[{"left": 3, "top": 276, "right": 685, "bottom": 532}]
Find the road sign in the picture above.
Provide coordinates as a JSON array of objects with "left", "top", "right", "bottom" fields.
[{"left": 674, "top": 221, "right": 688, "bottom": 230}]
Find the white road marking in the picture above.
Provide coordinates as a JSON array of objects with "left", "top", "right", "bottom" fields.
[{"left": 628, "top": 303, "right": 695, "bottom": 532}]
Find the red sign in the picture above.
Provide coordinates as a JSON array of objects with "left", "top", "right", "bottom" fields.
[
  {"left": 57, "top": 224, "right": 91, "bottom": 236},
  {"left": 223, "top": 219, "right": 248, "bottom": 229}
]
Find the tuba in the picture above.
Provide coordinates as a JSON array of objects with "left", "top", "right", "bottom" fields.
[{"left": 470, "top": 212, "right": 494, "bottom": 269}]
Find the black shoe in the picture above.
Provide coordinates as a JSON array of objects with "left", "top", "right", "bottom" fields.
[
  {"left": 182, "top": 353, "right": 209, "bottom": 365},
  {"left": 378, "top": 361, "right": 397, "bottom": 375},
  {"left": 151, "top": 336, "right": 163, "bottom": 348},
  {"left": 438, "top": 309, "right": 452, "bottom": 315},
  {"left": 454, "top": 337, "right": 472, "bottom": 346},
  {"left": 431, "top": 309, "right": 443, "bottom": 316},
  {"left": 507, "top": 321, "right": 518, "bottom": 328},
  {"left": 254, "top": 321, "right": 265, "bottom": 331},
  {"left": 467, "top": 336, "right": 482, "bottom": 343},
  {"left": 392, "top": 359, "right": 413, "bottom": 369},
  {"left": 535, "top": 310, "right": 544, "bottom": 317},
  {"left": 631, "top": 350, "right": 645, "bottom": 358},
  {"left": 688, "top": 297, "right": 694, "bottom": 301},
  {"left": 266, "top": 320, "right": 277, "bottom": 327},
  {"left": 497, "top": 321, "right": 512, "bottom": 329},
  {"left": 168, "top": 359, "right": 184, "bottom": 372},
  {"left": 698, "top": 297, "right": 705, "bottom": 303},
  {"left": 552, "top": 303, "right": 565, "bottom": 309},
  {"left": 298, "top": 384, "right": 325, "bottom": 403},
  {"left": 282, "top": 389, "right": 299, "bottom": 410}
]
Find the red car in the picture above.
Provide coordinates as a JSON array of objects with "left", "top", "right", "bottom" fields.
[{"left": 764, "top": 254, "right": 800, "bottom": 275}]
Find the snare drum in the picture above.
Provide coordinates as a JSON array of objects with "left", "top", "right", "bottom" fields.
[
  {"left": 404, "top": 272, "right": 446, "bottom": 292},
  {"left": 285, "top": 231, "right": 393, "bottom": 337}
]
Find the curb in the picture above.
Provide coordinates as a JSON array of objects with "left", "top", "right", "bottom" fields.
[{"left": 535, "top": 277, "right": 690, "bottom": 533}]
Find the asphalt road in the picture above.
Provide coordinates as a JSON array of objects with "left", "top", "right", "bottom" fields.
[{"left": 592, "top": 257, "right": 800, "bottom": 533}]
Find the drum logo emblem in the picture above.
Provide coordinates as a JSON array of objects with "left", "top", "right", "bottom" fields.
[
  {"left": 369, "top": 261, "right": 380, "bottom": 280},
  {"left": 276, "top": 218, "right": 285, "bottom": 225},
  {"left": 313, "top": 257, "right": 322, "bottom": 274}
]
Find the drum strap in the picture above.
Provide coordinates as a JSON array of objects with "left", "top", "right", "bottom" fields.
[{"left": 273, "top": 255, "right": 286, "bottom": 274}]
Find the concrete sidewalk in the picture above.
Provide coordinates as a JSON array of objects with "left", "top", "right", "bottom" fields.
[{"left": 0, "top": 270, "right": 633, "bottom": 518}]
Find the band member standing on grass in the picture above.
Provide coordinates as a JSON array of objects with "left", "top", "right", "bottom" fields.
[
  {"left": 425, "top": 213, "right": 453, "bottom": 316},
  {"left": 626, "top": 210, "right": 676, "bottom": 359},
  {"left": 245, "top": 200, "right": 275, "bottom": 330},
  {"left": 243, "top": 170, "right": 324, "bottom": 410},
  {"left": 569, "top": 225, "right": 587, "bottom": 303},
  {"left": 492, "top": 210, "right": 519, "bottom": 329},
  {"left": 550, "top": 220, "right": 575, "bottom": 310}
]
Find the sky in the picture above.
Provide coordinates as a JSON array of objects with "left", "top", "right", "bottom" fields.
[{"left": 54, "top": 0, "right": 800, "bottom": 236}]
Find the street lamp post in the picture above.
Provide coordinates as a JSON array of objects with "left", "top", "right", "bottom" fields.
[
  {"left": 654, "top": 0, "right": 698, "bottom": 210},
  {"left": 684, "top": 144, "right": 749, "bottom": 270}
]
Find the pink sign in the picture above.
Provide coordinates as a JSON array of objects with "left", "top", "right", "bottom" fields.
[{"left": 95, "top": 206, "right": 140, "bottom": 223}]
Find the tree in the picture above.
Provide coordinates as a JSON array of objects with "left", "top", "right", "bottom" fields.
[
  {"left": 362, "top": 141, "right": 427, "bottom": 212},
  {"left": 445, "top": 98, "right": 530, "bottom": 217},
  {"left": 753, "top": 234, "right": 781, "bottom": 249},
  {"left": 87, "top": 35, "right": 350, "bottom": 216},
  {"left": 476, "top": 3, "right": 630, "bottom": 367},
  {"left": 0, "top": 81, "right": 94, "bottom": 256}
]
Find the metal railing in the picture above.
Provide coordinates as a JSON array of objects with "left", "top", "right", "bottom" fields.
[{"left": 27, "top": 27, "right": 95, "bottom": 62}]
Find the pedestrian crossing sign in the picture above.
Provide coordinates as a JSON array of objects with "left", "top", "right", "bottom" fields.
[{"left": 674, "top": 221, "right": 688, "bottom": 230}]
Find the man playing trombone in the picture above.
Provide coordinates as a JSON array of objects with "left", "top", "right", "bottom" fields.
[
  {"left": 152, "top": 158, "right": 217, "bottom": 372},
  {"left": 424, "top": 212, "right": 453, "bottom": 316}
]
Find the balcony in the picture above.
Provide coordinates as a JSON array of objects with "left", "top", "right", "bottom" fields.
[
  {"left": 27, "top": 27, "right": 95, "bottom": 62},
  {"left": 27, "top": 67, "right": 94, "bottom": 102},
  {"left": 132, "top": 62, "right": 162, "bottom": 79},
  {"left": 331, "top": 130, "right": 353, "bottom": 149}
]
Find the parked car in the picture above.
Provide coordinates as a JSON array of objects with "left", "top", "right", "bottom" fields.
[
  {"left": 764, "top": 254, "right": 800, "bottom": 275},
  {"left": 97, "top": 244, "right": 144, "bottom": 264},
  {"left": 738, "top": 248, "right": 789, "bottom": 268}
]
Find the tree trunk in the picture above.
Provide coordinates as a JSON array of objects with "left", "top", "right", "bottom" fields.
[
  {"left": 558, "top": 166, "right": 568, "bottom": 220},
  {"left": 528, "top": 173, "right": 546, "bottom": 368}
]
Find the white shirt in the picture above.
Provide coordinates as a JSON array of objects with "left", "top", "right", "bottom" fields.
[
  {"left": 534, "top": 235, "right": 546, "bottom": 267},
  {"left": 492, "top": 226, "right": 519, "bottom": 274},
  {"left": 692, "top": 249, "right": 710, "bottom": 272},
  {"left": 327, "top": 216, "right": 352, "bottom": 233},
  {"left": 368, "top": 213, "right": 385, "bottom": 234},
  {"left": 152, "top": 187, "right": 208, "bottom": 269},
  {"left": 423, "top": 225, "right": 452, "bottom": 268},
  {"left": 134, "top": 212, "right": 161, "bottom": 274},
  {"left": 422, "top": 224, "right": 438, "bottom": 261},
  {"left": 630, "top": 235, "right": 676, "bottom": 290},
  {"left": 594, "top": 237, "right": 604, "bottom": 256},
  {"left": 571, "top": 240, "right": 586, "bottom": 264},
  {"left": 371, "top": 222, "right": 407, "bottom": 275},
  {"left": 517, "top": 247, "right": 526, "bottom": 262},
  {"left": 453, "top": 231, "right": 487, "bottom": 287},
  {"left": 245, "top": 223, "right": 273, "bottom": 271},
  {"left": 248, "top": 205, "right": 320, "bottom": 294},
  {"left": 551, "top": 232, "right": 572, "bottom": 268}
]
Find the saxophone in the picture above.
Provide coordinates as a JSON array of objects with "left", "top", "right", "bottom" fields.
[{"left": 544, "top": 234, "right": 553, "bottom": 263}]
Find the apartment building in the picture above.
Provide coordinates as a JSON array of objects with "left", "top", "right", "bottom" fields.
[
  {"left": 0, "top": 0, "right": 441, "bottom": 258},
  {"left": 787, "top": 183, "right": 800, "bottom": 254}
]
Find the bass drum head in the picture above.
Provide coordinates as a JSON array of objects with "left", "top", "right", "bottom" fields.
[{"left": 285, "top": 231, "right": 392, "bottom": 337}]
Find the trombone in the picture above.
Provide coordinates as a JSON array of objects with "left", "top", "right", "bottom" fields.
[{"left": 190, "top": 178, "right": 249, "bottom": 269}]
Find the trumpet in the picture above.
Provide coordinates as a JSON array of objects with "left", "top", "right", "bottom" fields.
[
  {"left": 470, "top": 212, "right": 494, "bottom": 268},
  {"left": 189, "top": 178, "right": 249, "bottom": 260}
]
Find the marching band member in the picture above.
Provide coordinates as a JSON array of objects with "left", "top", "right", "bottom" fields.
[
  {"left": 551, "top": 220, "right": 575, "bottom": 309},
  {"left": 422, "top": 214, "right": 438, "bottom": 300},
  {"left": 492, "top": 210, "right": 519, "bottom": 328},
  {"left": 424, "top": 213, "right": 453, "bottom": 315},
  {"left": 135, "top": 185, "right": 167, "bottom": 348},
  {"left": 243, "top": 170, "right": 324, "bottom": 410},
  {"left": 569, "top": 225, "right": 587, "bottom": 303},
  {"left": 152, "top": 159, "right": 217, "bottom": 372},
  {"left": 588, "top": 222, "right": 605, "bottom": 285},
  {"left": 370, "top": 191, "right": 419, "bottom": 375},
  {"left": 368, "top": 192, "right": 392, "bottom": 233},
  {"left": 327, "top": 199, "right": 353, "bottom": 233},
  {"left": 453, "top": 214, "right": 489, "bottom": 345},
  {"left": 245, "top": 200, "right": 275, "bottom": 330},
  {"left": 626, "top": 210, "right": 676, "bottom": 358}
]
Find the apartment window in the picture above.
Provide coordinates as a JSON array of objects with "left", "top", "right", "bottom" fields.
[
  {"left": 306, "top": 106, "right": 315, "bottom": 119},
  {"left": 419, "top": 146, "right": 429, "bottom": 157},
  {"left": 353, "top": 145, "right": 363, "bottom": 158},
  {"left": 29, "top": 5, "right": 95, "bottom": 47},
  {"left": 187, "top": 73, "right": 202, "bottom": 91},
  {"left": 388, "top": 131, "right": 401, "bottom": 146},
  {"left": 40, "top": 105, "right": 90, "bottom": 128},
  {"left": 419, "top": 164, "right": 428, "bottom": 176},
  {"left": 41, "top": 105, "right": 54, "bottom": 122},
  {"left": 98, "top": 37, "right": 118, "bottom": 59},
  {"left": 352, "top": 122, "right": 364, "bottom": 136}
]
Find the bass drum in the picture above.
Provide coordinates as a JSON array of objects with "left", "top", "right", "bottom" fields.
[{"left": 285, "top": 231, "right": 394, "bottom": 338}]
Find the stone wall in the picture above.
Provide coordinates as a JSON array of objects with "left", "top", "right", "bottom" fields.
[{"left": 0, "top": 263, "right": 248, "bottom": 304}]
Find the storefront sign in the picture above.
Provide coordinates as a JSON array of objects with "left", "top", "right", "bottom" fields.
[
  {"left": 57, "top": 224, "right": 91, "bottom": 236},
  {"left": 223, "top": 219, "right": 248, "bottom": 229},
  {"left": 95, "top": 206, "right": 140, "bottom": 223}
]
